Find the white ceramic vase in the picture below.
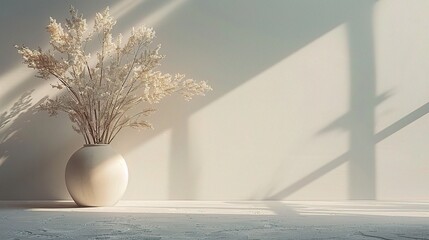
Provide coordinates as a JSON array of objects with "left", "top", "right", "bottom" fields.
[{"left": 65, "top": 144, "right": 128, "bottom": 207}]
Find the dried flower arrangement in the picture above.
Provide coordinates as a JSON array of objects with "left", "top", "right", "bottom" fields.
[{"left": 16, "top": 6, "right": 211, "bottom": 144}]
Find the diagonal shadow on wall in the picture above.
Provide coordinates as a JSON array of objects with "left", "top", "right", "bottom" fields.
[
  {"left": 264, "top": 0, "right": 429, "bottom": 200},
  {"left": 263, "top": 0, "right": 378, "bottom": 200},
  {"left": 267, "top": 101, "right": 429, "bottom": 199}
]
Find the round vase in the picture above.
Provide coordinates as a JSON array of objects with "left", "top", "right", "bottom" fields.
[{"left": 65, "top": 144, "right": 128, "bottom": 207}]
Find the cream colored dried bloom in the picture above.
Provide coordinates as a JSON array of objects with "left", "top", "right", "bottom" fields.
[{"left": 16, "top": 6, "right": 211, "bottom": 144}]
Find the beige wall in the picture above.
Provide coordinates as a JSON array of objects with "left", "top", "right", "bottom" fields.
[{"left": 0, "top": 0, "right": 428, "bottom": 200}]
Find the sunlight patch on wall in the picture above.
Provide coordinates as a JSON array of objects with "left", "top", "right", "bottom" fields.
[
  {"left": 186, "top": 24, "right": 351, "bottom": 200},
  {"left": 136, "top": 0, "right": 188, "bottom": 28},
  {"left": 374, "top": 0, "right": 429, "bottom": 200},
  {"left": 111, "top": 0, "right": 147, "bottom": 21},
  {"left": 374, "top": 0, "right": 429, "bottom": 135}
]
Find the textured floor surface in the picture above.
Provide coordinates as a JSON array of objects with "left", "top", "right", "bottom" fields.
[{"left": 0, "top": 201, "right": 428, "bottom": 239}]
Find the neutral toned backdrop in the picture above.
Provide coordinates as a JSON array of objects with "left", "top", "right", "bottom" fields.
[{"left": 0, "top": 0, "right": 428, "bottom": 200}]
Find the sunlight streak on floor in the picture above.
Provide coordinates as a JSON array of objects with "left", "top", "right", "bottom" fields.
[
  {"left": 12, "top": 201, "right": 429, "bottom": 218},
  {"left": 24, "top": 201, "right": 277, "bottom": 215}
]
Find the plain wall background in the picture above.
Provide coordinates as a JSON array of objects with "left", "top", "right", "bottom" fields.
[{"left": 1, "top": 0, "right": 428, "bottom": 200}]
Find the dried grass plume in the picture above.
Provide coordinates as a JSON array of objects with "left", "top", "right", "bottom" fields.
[{"left": 16, "top": 6, "right": 212, "bottom": 144}]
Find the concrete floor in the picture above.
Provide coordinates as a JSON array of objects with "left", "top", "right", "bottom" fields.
[{"left": 0, "top": 201, "right": 428, "bottom": 239}]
